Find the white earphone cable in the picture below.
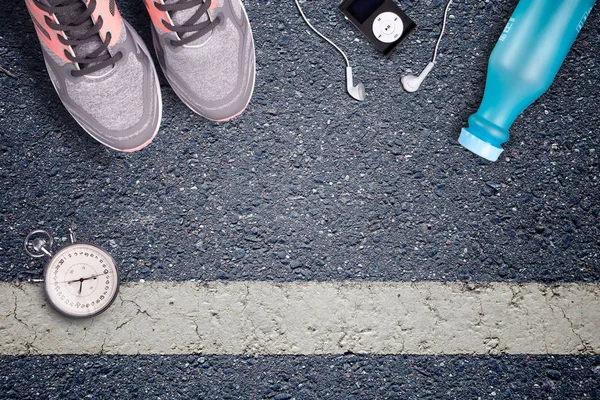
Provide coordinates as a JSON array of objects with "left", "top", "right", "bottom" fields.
[
  {"left": 432, "top": 0, "right": 453, "bottom": 63},
  {"left": 294, "top": 0, "right": 350, "bottom": 67}
]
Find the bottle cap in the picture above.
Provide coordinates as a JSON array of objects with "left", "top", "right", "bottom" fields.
[{"left": 458, "top": 128, "right": 503, "bottom": 162}]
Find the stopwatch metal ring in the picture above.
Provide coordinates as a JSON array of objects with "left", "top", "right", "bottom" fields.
[
  {"left": 24, "top": 230, "right": 54, "bottom": 258},
  {"left": 23, "top": 228, "right": 120, "bottom": 318},
  {"left": 42, "top": 242, "right": 120, "bottom": 318}
]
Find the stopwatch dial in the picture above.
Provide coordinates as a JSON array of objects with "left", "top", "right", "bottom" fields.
[{"left": 43, "top": 244, "right": 119, "bottom": 318}]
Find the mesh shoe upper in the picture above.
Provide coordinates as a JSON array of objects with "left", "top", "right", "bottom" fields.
[
  {"left": 25, "top": 0, "right": 162, "bottom": 151},
  {"left": 144, "top": 0, "right": 255, "bottom": 121}
]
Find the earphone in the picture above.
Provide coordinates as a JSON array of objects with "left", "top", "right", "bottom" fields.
[
  {"left": 401, "top": 0, "right": 453, "bottom": 93},
  {"left": 346, "top": 67, "right": 366, "bottom": 101},
  {"left": 401, "top": 61, "right": 434, "bottom": 92},
  {"left": 295, "top": 0, "right": 366, "bottom": 101}
]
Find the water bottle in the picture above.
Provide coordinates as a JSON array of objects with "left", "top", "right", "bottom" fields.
[{"left": 459, "top": 0, "right": 596, "bottom": 161}]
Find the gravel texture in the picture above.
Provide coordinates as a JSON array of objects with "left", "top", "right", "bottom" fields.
[
  {"left": 1, "top": 354, "right": 599, "bottom": 399},
  {"left": 1, "top": 0, "right": 599, "bottom": 283}
]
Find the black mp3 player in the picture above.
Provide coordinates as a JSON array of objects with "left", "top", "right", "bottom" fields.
[{"left": 339, "top": 0, "right": 416, "bottom": 55}]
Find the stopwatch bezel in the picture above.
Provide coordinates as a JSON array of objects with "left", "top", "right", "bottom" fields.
[{"left": 42, "top": 242, "right": 120, "bottom": 319}]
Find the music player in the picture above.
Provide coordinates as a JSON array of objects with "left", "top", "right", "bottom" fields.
[{"left": 339, "top": 0, "right": 416, "bottom": 55}]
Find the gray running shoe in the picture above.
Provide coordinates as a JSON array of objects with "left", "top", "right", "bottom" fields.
[
  {"left": 24, "top": 0, "right": 162, "bottom": 151},
  {"left": 143, "top": 0, "right": 255, "bottom": 121}
]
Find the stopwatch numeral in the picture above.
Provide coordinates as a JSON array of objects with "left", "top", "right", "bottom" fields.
[
  {"left": 105, "top": 286, "right": 109, "bottom": 290},
  {"left": 100, "top": 295, "right": 105, "bottom": 300},
  {"left": 104, "top": 269, "right": 109, "bottom": 274}
]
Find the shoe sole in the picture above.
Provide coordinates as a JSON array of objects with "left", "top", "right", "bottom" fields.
[{"left": 212, "top": 2, "right": 256, "bottom": 124}]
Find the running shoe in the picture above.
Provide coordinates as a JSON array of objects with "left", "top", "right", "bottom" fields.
[
  {"left": 24, "top": 0, "right": 162, "bottom": 152},
  {"left": 143, "top": 0, "right": 255, "bottom": 121}
]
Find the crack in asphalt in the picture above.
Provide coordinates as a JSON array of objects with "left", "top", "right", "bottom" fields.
[
  {"left": 12, "top": 293, "right": 27, "bottom": 328},
  {"left": 549, "top": 286, "right": 591, "bottom": 353},
  {"left": 114, "top": 294, "right": 157, "bottom": 331}
]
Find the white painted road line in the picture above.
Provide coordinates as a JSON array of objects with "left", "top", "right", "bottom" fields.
[{"left": 1, "top": 281, "right": 598, "bottom": 355}]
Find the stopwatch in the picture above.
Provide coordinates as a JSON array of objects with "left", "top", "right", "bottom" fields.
[{"left": 24, "top": 229, "right": 120, "bottom": 318}]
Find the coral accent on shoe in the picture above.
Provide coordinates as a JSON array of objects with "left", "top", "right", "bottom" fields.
[
  {"left": 85, "top": 0, "right": 122, "bottom": 47},
  {"left": 25, "top": 0, "right": 122, "bottom": 61},
  {"left": 25, "top": 0, "right": 73, "bottom": 62},
  {"left": 142, "top": 0, "right": 174, "bottom": 33}
]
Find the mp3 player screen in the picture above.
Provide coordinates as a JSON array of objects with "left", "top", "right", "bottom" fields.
[{"left": 346, "top": 0, "right": 385, "bottom": 24}]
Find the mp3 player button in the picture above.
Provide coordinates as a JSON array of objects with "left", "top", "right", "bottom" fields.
[{"left": 372, "top": 12, "right": 404, "bottom": 44}]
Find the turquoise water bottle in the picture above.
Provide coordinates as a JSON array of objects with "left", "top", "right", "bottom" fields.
[{"left": 459, "top": 0, "right": 596, "bottom": 161}]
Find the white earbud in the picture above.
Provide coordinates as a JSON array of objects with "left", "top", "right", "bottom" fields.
[
  {"left": 401, "top": 61, "right": 435, "bottom": 93},
  {"left": 295, "top": 0, "right": 366, "bottom": 101},
  {"left": 401, "top": 0, "right": 453, "bottom": 93},
  {"left": 346, "top": 67, "right": 366, "bottom": 101}
]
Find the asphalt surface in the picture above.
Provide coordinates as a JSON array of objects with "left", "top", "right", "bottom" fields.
[
  {"left": 1, "top": 355, "right": 600, "bottom": 399},
  {"left": 1, "top": 0, "right": 599, "bottom": 398},
  {"left": 1, "top": 0, "right": 598, "bottom": 284}
]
